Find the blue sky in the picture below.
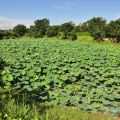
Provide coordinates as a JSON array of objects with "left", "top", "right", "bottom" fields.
[{"left": 0, "top": 0, "right": 120, "bottom": 29}]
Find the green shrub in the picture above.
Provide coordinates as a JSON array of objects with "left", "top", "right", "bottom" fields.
[
  {"left": 13, "top": 24, "right": 27, "bottom": 37},
  {"left": 68, "top": 32, "right": 77, "bottom": 40},
  {"left": 46, "top": 26, "right": 59, "bottom": 37},
  {"left": 59, "top": 32, "right": 68, "bottom": 39},
  {"left": 77, "top": 32, "right": 91, "bottom": 36},
  {"left": 59, "top": 32, "right": 77, "bottom": 40}
]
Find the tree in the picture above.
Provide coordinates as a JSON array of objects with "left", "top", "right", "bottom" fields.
[
  {"left": 28, "top": 26, "right": 37, "bottom": 38},
  {"left": 67, "top": 32, "right": 77, "bottom": 40},
  {"left": 81, "top": 17, "right": 106, "bottom": 40},
  {"left": 107, "top": 19, "right": 120, "bottom": 42},
  {"left": 61, "top": 22, "right": 74, "bottom": 33},
  {"left": 80, "top": 23, "right": 89, "bottom": 32},
  {"left": 74, "top": 25, "right": 81, "bottom": 32},
  {"left": 13, "top": 24, "right": 27, "bottom": 37},
  {"left": 34, "top": 18, "right": 50, "bottom": 37},
  {"left": 46, "top": 25, "right": 60, "bottom": 37},
  {"left": 0, "top": 30, "right": 16, "bottom": 39},
  {"left": 59, "top": 32, "right": 68, "bottom": 39},
  {"left": 0, "top": 30, "right": 4, "bottom": 39},
  {"left": 60, "top": 22, "right": 76, "bottom": 40}
]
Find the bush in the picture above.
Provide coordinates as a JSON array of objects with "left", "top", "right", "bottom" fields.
[
  {"left": 0, "top": 30, "right": 16, "bottom": 40},
  {"left": 46, "top": 26, "right": 59, "bottom": 37},
  {"left": 60, "top": 22, "right": 74, "bottom": 33},
  {"left": 77, "top": 32, "right": 91, "bottom": 36},
  {"left": 68, "top": 32, "right": 77, "bottom": 40},
  {"left": 13, "top": 24, "right": 27, "bottom": 37},
  {"left": 59, "top": 32, "right": 68, "bottom": 39},
  {"left": 59, "top": 32, "right": 77, "bottom": 40},
  {"left": 80, "top": 17, "right": 106, "bottom": 41}
]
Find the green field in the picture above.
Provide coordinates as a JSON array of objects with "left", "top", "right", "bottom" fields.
[{"left": 0, "top": 38, "right": 120, "bottom": 119}]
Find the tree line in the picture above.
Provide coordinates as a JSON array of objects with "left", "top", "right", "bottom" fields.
[{"left": 0, "top": 17, "right": 120, "bottom": 42}]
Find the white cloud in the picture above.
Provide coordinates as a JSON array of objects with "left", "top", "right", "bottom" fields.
[
  {"left": 115, "top": 15, "right": 120, "bottom": 20},
  {"left": 0, "top": 17, "right": 33, "bottom": 30},
  {"left": 54, "top": 2, "right": 76, "bottom": 10}
]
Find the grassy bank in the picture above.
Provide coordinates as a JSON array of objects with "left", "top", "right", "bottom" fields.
[{"left": 0, "top": 95, "right": 115, "bottom": 120}]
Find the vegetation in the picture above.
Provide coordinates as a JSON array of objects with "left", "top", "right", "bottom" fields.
[
  {"left": 0, "top": 16, "right": 120, "bottom": 119},
  {"left": 0, "top": 17, "right": 120, "bottom": 42},
  {"left": 0, "top": 30, "right": 15, "bottom": 39},
  {"left": 77, "top": 32, "right": 94, "bottom": 42},
  {"left": 29, "top": 18, "right": 50, "bottom": 38},
  {"left": 0, "top": 59, "right": 6, "bottom": 86},
  {"left": 46, "top": 25, "right": 60, "bottom": 37},
  {"left": 80, "top": 17, "right": 106, "bottom": 41},
  {"left": 106, "top": 19, "right": 120, "bottom": 42},
  {"left": 13, "top": 24, "right": 27, "bottom": 37},
  {"left": 0, "top": 39, "right": 120, "bottom": 117},
  {"left": 0, "top": 94, "right": 114, "bottom": 120}
]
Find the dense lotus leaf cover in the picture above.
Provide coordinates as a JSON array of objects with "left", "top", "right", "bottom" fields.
[{"left": 0, "top": 38, "right": 120, "bottom": 114}]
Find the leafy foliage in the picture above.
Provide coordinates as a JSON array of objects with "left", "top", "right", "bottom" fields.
[
  {"left": 0, "top": 30, "right": 15, "bottom": 40},
  {"left": 106, "top": 19, "right": 120, "bottom": 42},
  {"left": 67, "top": 32, "right": 77, "bottom": 40},
  {"left": 1, "top": 17, "right": 120, "bottom": 42},
  {"left": 34, "top": 18, "right": 50, "bottom": 38},
  {"left": 59, "top": 22, "right": 77, "bottom": 40},
  {"left": 46, "top": 25, "right": 60, "bottom": 37},
  {"left": 13, "top": 24, "right": 27, "bottom": 37},
  {"left": 0, "top": 39, "right": 120, "bottom": 115},
  {"left": 81, "top": 17, "right": 106, "bottom": 40},
  {"left": 60, "top": 22, "right": 74, "bottom": 33}
]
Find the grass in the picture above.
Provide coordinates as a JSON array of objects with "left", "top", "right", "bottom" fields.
[
  {"left": 20, "top": 35, "right": 120, "bottom": 47},
  {"left": 44, "top": 106, "right": 115, "bottom": 120},
  {"left": 0, "top": 95, "right": 117, "bottom": 120},
  {"left": 77, "top": 35, "right": 94, "bottom": 42}
]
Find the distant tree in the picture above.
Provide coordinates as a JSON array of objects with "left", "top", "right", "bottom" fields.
[
  {"left": 59, "top": 32, "right": 68, "bottom": 39},
  {"left": 74, "top": 25, "right": 81, "bottom": 32},
  {"left": 67, "top": 32, "right": 77, "bottom": 40},
  {"left": 59, "top": 31, "right": 77, "bottom": 40},
  {"left": 13, "top": 24, "right": 27, "bottom": 37},
  {"left": 60, "top": 22, "right": 76, "bottom": 40},
  {"left": 81, "top": 17, "right": 106, "bottom": 40},
  {"left": 0, "top": 30, "right": 4, "bottom": 39},
  {"left": 80, "top": 23, "right": 89, "bottom": 32},
  {"left": 92, "top": 29, "right": 105, "bottom": 41},
  {"left": 28, "top": 26, "right": 38, "bottom": 38},
  {"left": 46, "top": 25, "right": 60, "bottom": 37},
  {"left": 34, "top": 18, "right": 50, "bottom": 37},
  {"left": 107, "top": 19, "right": 120, "bottom": 42},
  {"left": 104, "top": 23, "right": 110, "bottom": 38},
  {"left": 0, "top": 30, "right": 16, "bottom": 39},
  {"left": 60, "top": 22, "right": 74, "bottom": 33}
]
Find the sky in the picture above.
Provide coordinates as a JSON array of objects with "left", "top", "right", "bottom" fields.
[{"left": 0, "top": 0, "right": 120, "bottom": 29}]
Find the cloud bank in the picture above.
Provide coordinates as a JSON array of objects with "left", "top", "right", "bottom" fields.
[{"left": 0, "top": 17, "right": 33, "bottom": 30}]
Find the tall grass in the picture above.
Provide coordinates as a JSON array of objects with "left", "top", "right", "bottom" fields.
[{"left": 0, "top": 94, "right": 115, "bottom": 120}]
